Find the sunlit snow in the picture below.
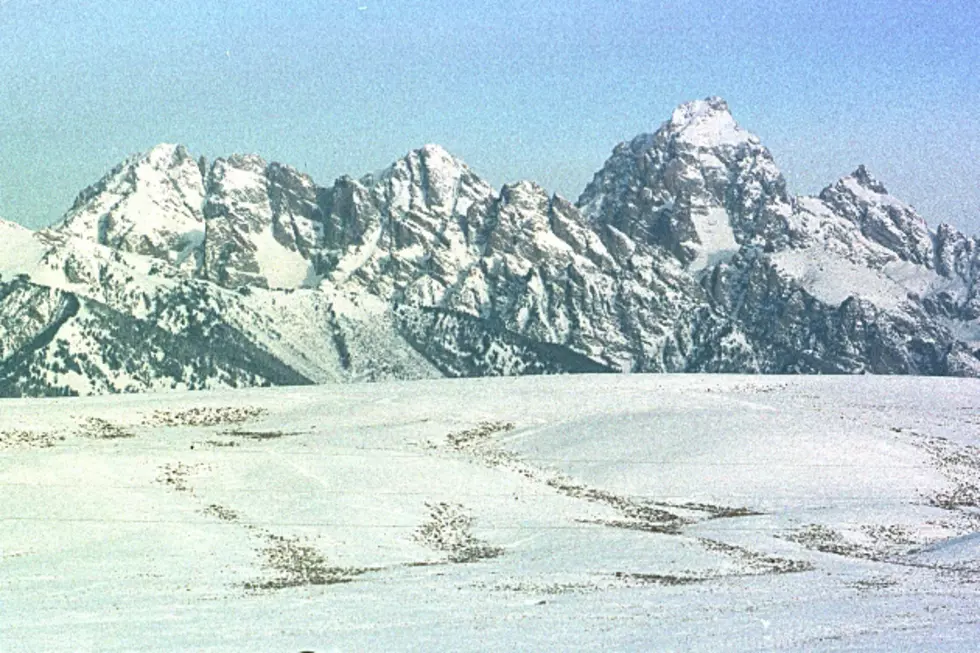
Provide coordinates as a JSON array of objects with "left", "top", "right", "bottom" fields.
[
  {"left": 688, "top": 207, "right": 739, "bottom": 272},
  {"left": 2, "top": 374, "right": 978, "bottom": 651}
]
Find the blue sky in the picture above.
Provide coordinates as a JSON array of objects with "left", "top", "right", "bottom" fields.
[{"left": 1, "top": 0, "right": 978, "bottom": 232}]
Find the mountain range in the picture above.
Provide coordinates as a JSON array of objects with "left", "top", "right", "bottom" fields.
[{"left": 1, "top": 97, "right": 978, "bottom": 396}]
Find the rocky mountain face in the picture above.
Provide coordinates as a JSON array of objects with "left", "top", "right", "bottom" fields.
[{"left": 1, "top": 98, "right": 978, "bottom": 396}]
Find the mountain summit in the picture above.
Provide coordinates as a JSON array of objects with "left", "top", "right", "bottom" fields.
[
  {"left": 1, "top": 98, "right": 978, "bottom": 395},
  {"left": 665, "top": 96, "right": 758, "bottom": 148}
]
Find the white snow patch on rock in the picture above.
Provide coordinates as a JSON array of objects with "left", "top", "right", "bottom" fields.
[
  {"left": 250, "top": 227, "right": 313, "bottom": 289},
  {"left": 688, "top": 207, "right": 740, "bottom": 272}
]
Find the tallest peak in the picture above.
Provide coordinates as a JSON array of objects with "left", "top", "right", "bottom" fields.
[
  {"left": 669, "top": 96, "right": 733, "bottom": 128},
  {"left": 664, "top": 97, "right": 755, "bottom": 148},
  {"left": 673, "top": 96, "right": 731, "bottom": 118}
]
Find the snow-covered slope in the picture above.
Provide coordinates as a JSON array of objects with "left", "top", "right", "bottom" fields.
[
  {"left": 2, "top": 375, "right": 979, "bottom": 651},
  {"left": 1, "top": 97, "right": 979, "bottom": 395},
  {"left": 58, "top": 144, "right": 207, "bottom": 272}
]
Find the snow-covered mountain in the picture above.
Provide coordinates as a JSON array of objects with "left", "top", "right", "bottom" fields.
[{"left": 2, "top": 98, "right": 978, "bottom": 395}]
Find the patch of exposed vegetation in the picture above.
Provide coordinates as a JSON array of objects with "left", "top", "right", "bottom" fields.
[
  {"left": 144, "top": 406, "right": 268, "bottom": 428},
  {"left": 413, "top": 502, "right": 504, "bottom": 563},
  {"left": 926, "top": 513, "right": 980, "bottom": 538},
  {"left": 245, "top": 534, "right": 370, "bottom": 591},
  {"left": 785, "top": 522, "right": 938, "bottom": 566},
  {"left": 199, "top": 439, "right": 241, "bottom": 448},
  {"left": 850, "top": 577, "right": 899, "bottom": 591},
  {"left": 549, "top": 477, "right": 689, "bottom": 534},
  {"left": 446, "top": 421, "right": 530, "bottom": 469},
  {"left": 727, "top": 382, "right": 790, "bottom": 395},
  {"left": 201, "top": 503, "right": 240, "bottom": 522},
  {"left": 447, "top": 421, "right": 515, "bottom": 448},
  {"left": 445, "top": 421, "right": 690, "bottom": 534},
  {"left": 77, "top": 417, "right": 134, "bottom": 439},
  {"left": 662, "top": 501, "right": 764, "bottom": 519},
  {"left": 861, "top": 524, "right": 919, "bottom": 547},
  {"left": 699, "top": 537, "right": 814, "bottom": 574},
  {"left": 221, "top": 429, "right": 299, "bottom": 440},
  {"left": 0, "top": 429, "right": 60, "bottom": 448},
  {"left": 156, "top": 461, "right": 207, "bottom": 493},
  {"left": 612, "top": 571, "right": 711, "bottom": 586},
  {"left": 577, "top": 517, "right": 682, "bottom": 535},
  {"left": 932, "top": 483, "right": 980, "bottom": 510},
  {"left": 782, "top": 524, "right": 876, "bottom": 559},
  {"left": 483, "top": 579, "right": 600, "bottom": 595}
]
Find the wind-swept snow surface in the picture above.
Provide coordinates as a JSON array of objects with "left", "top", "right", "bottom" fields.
[{"left": 2, "top": 375, "right": 979, "bottom": 651}]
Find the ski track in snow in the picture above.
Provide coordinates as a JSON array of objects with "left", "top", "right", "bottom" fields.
[{"left": 1, "top": 374, "right": 980, "bottom": 651}]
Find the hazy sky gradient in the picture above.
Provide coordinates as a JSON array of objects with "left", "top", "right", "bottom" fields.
[{"left": 2, "top": 0, "right": 978, "bottom": 233}]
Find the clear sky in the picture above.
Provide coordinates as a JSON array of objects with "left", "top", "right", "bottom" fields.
[{"left": 1, "top": 0, "right": 978, "bottom": 233}]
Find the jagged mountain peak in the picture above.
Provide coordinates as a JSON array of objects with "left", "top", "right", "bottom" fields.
[
  {"left": 212, "top": 152, "right": 267, "bottom": 173},
  {"left": 816, "top": 167, "right": 935, "bottom": 267},
  {"left": 820, "top": 166, "right": 913, "bottom": 213},
  {"left": 386, "top": 143, "right": 471, "bottom": 178},
  {"left": 663, "top": 96, "right": 759, "bottom": 149},
  {"left": 500, "top": 179, "right": 547, "bottom": 201},
  {"left": 143, "top": 142, "right": 194, "bottom": 165},
  {"left": 495, "top": 181, "right": 588, "bottom": 229},
  {"left": 371, "top": 144, "right": 494, "bottom": 220},
  {"left": 847, "top": 164, "right": 889, "bottom": 195},
  {"left": 66, "top": 143, "right": 198, "bottom": 212},
  {"left": 56, "top": 142, "right": 206, "bottom": 265},
  {"left": 578, "top": 97, "right": 786, "bottom": 266},
  {"left": 417, "top": 142, "right": 457, "bottom": 161}
]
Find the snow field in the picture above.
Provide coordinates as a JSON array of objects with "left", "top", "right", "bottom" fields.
[{"left": 1, "top": 374, "right": 979, "bottom": 651}]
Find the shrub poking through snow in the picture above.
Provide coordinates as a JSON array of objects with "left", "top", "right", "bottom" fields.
[
  {"left": 0, "top": 430, "right": 59, "bottom": 448},
  {"left": 245, "top": 534, "right": 370, "bottom": 591},
  {"left": 144, "top": 406, "right": 267, "bottom": 427},
  {"left": 413, "top": 502, "right": 504, "bottom": 563},
  {"left": 77, "top": 417, "right": 134, "bottom": 439}
]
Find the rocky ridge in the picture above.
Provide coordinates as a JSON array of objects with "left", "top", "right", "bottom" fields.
[{"left": 1, "top": 97, "right": 978, "bottom": 395}]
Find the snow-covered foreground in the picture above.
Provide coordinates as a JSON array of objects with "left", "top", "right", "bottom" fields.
[{"left": 2, "top": 374, "right": 979, "bottom": 651}]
